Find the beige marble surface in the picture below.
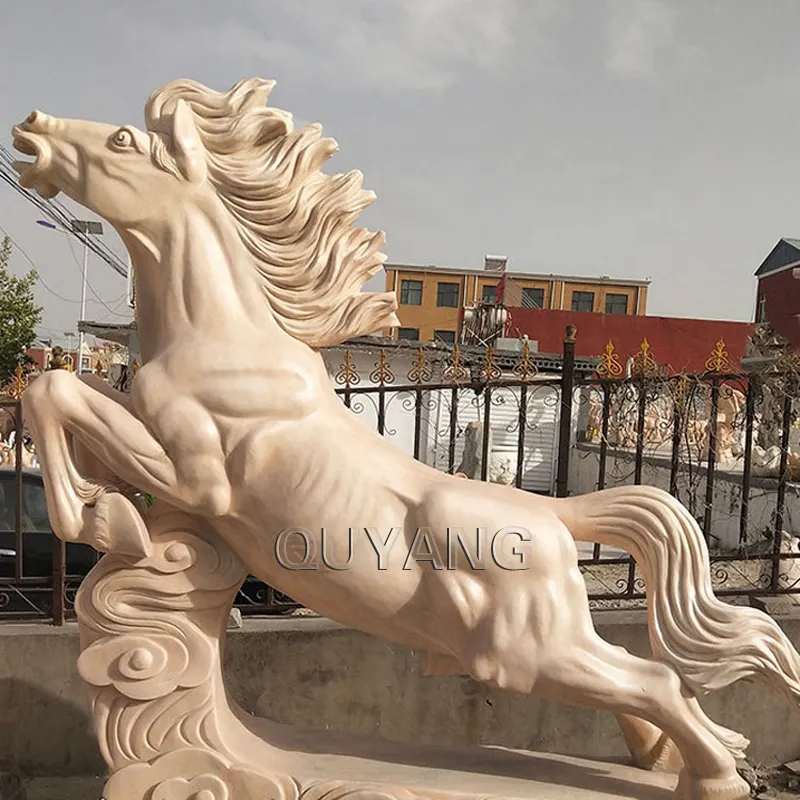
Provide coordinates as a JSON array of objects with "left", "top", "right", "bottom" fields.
[{"left": 23, "top": 746, "right": 679, "bottom": 800}]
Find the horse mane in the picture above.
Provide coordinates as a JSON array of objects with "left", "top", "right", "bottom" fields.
[{"left": 143, "top": 78, "right": 399, "bottom": 348}]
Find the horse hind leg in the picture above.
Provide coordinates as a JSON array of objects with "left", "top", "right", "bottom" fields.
[{"left": 533, "top": 632, "right": 750, "bottom": 800}]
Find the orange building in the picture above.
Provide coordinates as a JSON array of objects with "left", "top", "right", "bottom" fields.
[{"left": 384, "top": 256, "right": 649, "bottom": 343}]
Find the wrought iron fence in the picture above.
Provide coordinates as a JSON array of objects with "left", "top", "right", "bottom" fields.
[
  {"left": 571, "top": 337, "right": 800, "bottom": 607},
  {"left": 1, "top": 330, "right": 799, "bottom": 622}
]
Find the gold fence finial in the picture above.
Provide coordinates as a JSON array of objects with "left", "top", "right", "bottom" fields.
[
  {"left": 669, "top": 373, "right": 691, "bottom": 414},
  {"left": 631, "top": 338, "right": 658, "bottom": 377},
  {"left": 407, "top": 347, "right": 433, "bottom": 384},
  {"left": 369, "top": 349, "right": 395, "bottom": 385},
  {"left": 444, "top": 344, "right": 469, "bottom": 384},
  {"left": 596, "top": 340, "right": 623, "bottom": 378},
  {"left": 704, "top": 338, "right": 734, "bottom": 373},
  {"left": 334, "top": 350, "right": 361, "bottom": 389},
  {"left": 479, "top": 345, "right": 502, "bottom": 383},
  {"left": 513, "top": 339, "right": 538, "bottom": 380},
  {"left": 7, "top": 364, "right": 27, "bottom": 400}
]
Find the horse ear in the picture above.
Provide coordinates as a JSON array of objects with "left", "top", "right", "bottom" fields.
[{"left": 171, "top": 99, "right": 206, "bottom": 184}]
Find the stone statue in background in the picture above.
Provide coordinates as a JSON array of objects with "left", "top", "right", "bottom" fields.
[
  {"left": 47, "top": 345, "right": 69, "bottom": 371},
  {"left": 456, "top": 420, "right": 488, "bottom": 479},
  {"left": 488, "top": 453, "right": 516, "bottom": 485},
  {"left": 713, "top": 386, "right": 745, "bottom": 464},
  {"left": 0, "top": 430, "right": 37, "bottom": 469},
  {"left": 584, "top": 387, "right": 603, "bottom": 443},
  {"left": 14, "top": 77, "right": 800, "bottom": 800}
]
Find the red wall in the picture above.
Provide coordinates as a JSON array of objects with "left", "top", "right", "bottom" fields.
[
  {"left": 759, "top": 269, "right": 800, "bottom": 350},
  {"left": 25, "top": 348, "right": 49, "bottom": 370},
  {"left": 505, "top": 309, "right": 755, "bottom": 374}
]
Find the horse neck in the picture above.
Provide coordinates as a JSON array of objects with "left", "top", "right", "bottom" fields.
[{"left": 123, "top": 202, "right": 279, "bottom": 360}]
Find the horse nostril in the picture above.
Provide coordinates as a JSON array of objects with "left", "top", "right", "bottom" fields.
[{"left": 25, "top": 110, "right": 51, "bottom": 131}]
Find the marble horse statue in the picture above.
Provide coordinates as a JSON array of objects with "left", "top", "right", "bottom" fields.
[{"left": 13, "top": 78, "right": 800, "bottom": 800}]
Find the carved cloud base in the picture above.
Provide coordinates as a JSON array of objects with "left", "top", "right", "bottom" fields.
[{"left": 75, "top": 504, "right": 677, "bottom": 800}]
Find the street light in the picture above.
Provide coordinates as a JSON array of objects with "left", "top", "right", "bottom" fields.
[{"left": 36, "top": 218, "right": 104, "bottom": 374}]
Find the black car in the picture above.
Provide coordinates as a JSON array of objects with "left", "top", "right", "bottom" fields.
[
  {"left": 0, "top": 467, "right": 299, "bottom": 613},
  {"left": 0, "top": 466, "right": 97, "bottom": 578}
]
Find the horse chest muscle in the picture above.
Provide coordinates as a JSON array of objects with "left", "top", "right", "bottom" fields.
[{"left": 133, "top": 354, "right": 316, "bottom": 421}]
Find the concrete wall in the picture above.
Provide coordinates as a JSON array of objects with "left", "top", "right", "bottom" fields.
[
  {"left": 3, "top": 612, "right": 800, "bottom": 777},
  {"left": 570, "top": 442, "right": 800, "bottom": 551}
]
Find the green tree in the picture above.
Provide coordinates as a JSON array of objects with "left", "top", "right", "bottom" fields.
[{"left": 0, "top": 235, "right": 43, "bottom": 386}]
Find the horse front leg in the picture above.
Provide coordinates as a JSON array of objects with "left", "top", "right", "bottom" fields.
[
  {"left": 23, "top": 371, "right": 229, "bottom": 559},
  {"left": 23, "top": 385, "right": 100, "bottom": 542},
  {"left": 23, "top": 375, "right": 152, "bottom": 558}
]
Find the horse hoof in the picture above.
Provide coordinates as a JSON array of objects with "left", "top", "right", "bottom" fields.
[
  {"left": 674, "top": 770, "right": 750, "bottom": 800},
  {"left": 93, "top": 493, "right": 152, "bottom": 560}
]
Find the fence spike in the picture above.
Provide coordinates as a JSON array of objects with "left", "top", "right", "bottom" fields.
[
  {"left": 7, "top": 365, "right": 27, "bottom": 400},
  {"left": 480, "top": 346, "right": 502, "bottom": 383},
  {"left": 334, "top": 350, "right": 361, "bottom": 389},
  {"left": 444, "top": 344, "right": 468, "bottom": 384},
  {"left": 369, "top": 349, "right": 395, "bottom": 385},
  {"left": 631, "top": 338, "right": 659, "bottom": 377},
  {"left": 407, "top": 348, "right": 432, "bottom": 384},
  {"left": 704, "top": 338, "right": 734, "bottom": 374},
  {"left": 597, "top": 340, "right": 623, "bottom": 378},
  {"left": 512, "top": 339, "right": 538, "bottom": 381}
]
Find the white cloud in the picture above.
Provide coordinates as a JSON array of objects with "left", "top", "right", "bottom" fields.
[
  {"left": 136, "top": 1, "right": 563, "bottom": 94},
  {"left": 261, "top": 0, "right": 540, "bottom": 92},
  {"left": 604, "top": 0, "right": 677, "bottom": 80}
]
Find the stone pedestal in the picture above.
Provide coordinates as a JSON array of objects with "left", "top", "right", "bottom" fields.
[{"left": 75, "top": 505, "right": 679, "bottom": 800}]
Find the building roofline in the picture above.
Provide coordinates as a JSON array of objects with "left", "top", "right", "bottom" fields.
[
  {"left": 79, "top": 320, "right": 136, "bottom": 348},
  {"left": 754, "top": 238, "right": 800, "bottom": 277},
  {"left": 506, "top": 307, "right": 754, "bottom": 327},
  {"left": 756, "top": 259, "right": 800, "bottom": 281},
  {"left": 328, "top": 335, "right": 599, "bottom": 372},
  {"left": 384, "top": 262, "right": 651, "bottom": 287},
  {"left": 77, "top": 323, "right": 596, "bottom": 374}
]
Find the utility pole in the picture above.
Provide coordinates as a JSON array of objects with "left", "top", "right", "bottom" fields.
[
  {"left": 78, "top": 236, "right": 88, "bottom": 372},
  {"left": 38, "top": 218, "right": 104, "bottom": 374},
  {"left": 71, "top": 220, "right": 104, "bottom": 374}
]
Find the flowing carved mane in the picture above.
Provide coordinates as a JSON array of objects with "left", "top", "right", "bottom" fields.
[{"left": 143, "top": 78, "right": 399, "bottom": 348}]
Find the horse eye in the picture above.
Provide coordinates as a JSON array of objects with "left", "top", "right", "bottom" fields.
[{"left": 113, "top": 130, "right": 132, "bottom": 148}]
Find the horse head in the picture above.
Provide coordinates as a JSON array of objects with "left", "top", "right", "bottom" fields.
[
  {"left": 12, "top": 78, "right": 400, "bottom": 348},
  {"left": 12, "top": 102, "right": 209, "bottom": 232}
]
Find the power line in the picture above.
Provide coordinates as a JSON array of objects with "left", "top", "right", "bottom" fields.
[
  {"left": 0, "top": 144, "right": 128, "bottom": 279},
  {"left": 0, "top": 154, "right": 131, "bottom": 314},
  {"left": 0, "top": 221, "right": 86, "bottom": 304},
  {"left": 0, "top": 221, "right": 130, "bottom": 319},
  {"left": 61, "top": 232, "right": 130, "bottom": 315}
]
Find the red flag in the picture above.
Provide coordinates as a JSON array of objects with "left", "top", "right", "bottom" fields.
[{"left": 496, "top": 272, "right": 507, "bottom": 304}]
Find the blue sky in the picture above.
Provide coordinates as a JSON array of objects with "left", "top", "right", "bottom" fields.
[{"left": 1, "top": 0, "right": 799, "bottom": 343}]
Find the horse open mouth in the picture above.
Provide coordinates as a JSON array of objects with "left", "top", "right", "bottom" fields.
[{"left": 11, "top": 127, "right": 59, "bottom": 198}]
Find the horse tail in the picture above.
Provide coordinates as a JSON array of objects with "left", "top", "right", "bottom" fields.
[{"left": 554, "top": 484, "right": 800, "bottom": 705}]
